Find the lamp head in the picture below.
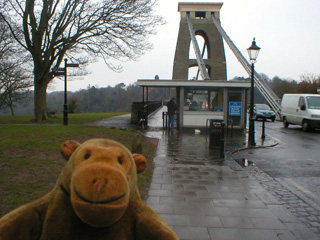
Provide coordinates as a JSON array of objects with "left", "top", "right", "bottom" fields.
[{"left": 247, "top": 38, "right": 261, "bottom": 63}]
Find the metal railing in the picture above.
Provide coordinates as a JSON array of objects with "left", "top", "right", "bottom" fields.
[{"left": 131, "top": 101, "right": 162, "bottom": 125}]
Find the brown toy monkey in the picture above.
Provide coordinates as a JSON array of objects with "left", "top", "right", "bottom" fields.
[{"left": 0, "top": 138, "right": 179, "bottom": 240}]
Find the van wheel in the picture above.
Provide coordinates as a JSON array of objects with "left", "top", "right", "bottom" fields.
[
  {"left": 283, "top": 117, "right": 289, "bottom": 128},
  {"left": 302, "top": 120, "right": 310, "bottom": 131}
]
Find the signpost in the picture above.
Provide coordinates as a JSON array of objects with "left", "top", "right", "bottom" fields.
[{"left": 52, "top": 59, "right": 79, "bottom": 126}]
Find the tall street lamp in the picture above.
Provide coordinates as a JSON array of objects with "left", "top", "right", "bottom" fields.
[{"left": 247, "top": 38, "right": 261, "bottom": 146}]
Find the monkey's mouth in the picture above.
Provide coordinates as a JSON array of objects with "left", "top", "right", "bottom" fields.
[{"left": 74, "top": 187, "right": 126, "bottom": 205}]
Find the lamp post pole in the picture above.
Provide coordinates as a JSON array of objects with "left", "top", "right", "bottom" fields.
[
  {"left": 247, "top": 38, "right": 261, "bottom": 146},
  {"left": 63, "top": 59, "right": 68, "bottom": 126},
  {"left": 248, "top": 62, "right": 256, "bottom": 146}
]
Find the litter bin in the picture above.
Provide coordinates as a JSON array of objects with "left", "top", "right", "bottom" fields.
[{"left": 208, "top": 119, "right": 225, "bottom": 150}]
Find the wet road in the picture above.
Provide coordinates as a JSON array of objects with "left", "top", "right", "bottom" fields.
[{"left": 234, "top": 120, "right": 320, "bottom": 211}]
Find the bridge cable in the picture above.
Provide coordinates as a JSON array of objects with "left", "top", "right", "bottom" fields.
[{"left": 211, "top": 13, "right": 281, "bottom": 116}]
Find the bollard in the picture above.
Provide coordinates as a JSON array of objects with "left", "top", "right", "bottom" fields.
[
  {"left": 138, "top": 111, "right": 147, "bottom": 129},
  {"left": 227, "top": 119, "right": 233, "bottom": 138},
  {"left": 162, "top": 112, "right": 165, "bottom": 129},
  {"left": 220, "top": 122, "right": 225, "bottom": 158},
  {"left": 162, "top": 112, "right": 168, "bottom": 130},
  {"left": 261, "top": 119, "right": 266, "bottom": 140}
]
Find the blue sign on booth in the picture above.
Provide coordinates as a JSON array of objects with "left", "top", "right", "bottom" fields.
[{"left": 229, "top": 102, "right": 242, "bottom": 116}]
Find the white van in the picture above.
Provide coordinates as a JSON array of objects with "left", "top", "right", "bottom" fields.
[{"left": 281, "top": 94, "right": 320, "bottom": 131}]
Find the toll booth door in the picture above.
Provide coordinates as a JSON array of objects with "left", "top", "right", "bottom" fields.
[{"left": 227, "top": 92, "right": 242, "bottom": 127}]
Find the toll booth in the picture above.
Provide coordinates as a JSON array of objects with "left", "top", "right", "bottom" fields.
[{"left": 137, "top": 79, "right": 250, "bottom": 129}]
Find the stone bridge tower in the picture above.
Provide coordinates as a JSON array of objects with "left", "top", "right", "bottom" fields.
[{"left": 172, "top": 2, "right": 227, "bottom": 80}]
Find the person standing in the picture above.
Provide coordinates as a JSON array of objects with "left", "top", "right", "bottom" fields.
[{"left": 167, "top": 97, "right": 177, "bottom": 131}]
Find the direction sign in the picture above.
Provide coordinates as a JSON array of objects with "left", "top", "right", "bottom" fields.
[
  {"left": 66, "top": 63, "right": 79, "bottom": 68},
  {"left": 53, "top": 72, "right": 65, "bottom": 76},
  {"left": 53, "top": 67, "right": 65, "bottom": 72}
]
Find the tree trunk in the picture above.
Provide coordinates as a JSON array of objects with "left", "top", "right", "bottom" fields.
[
  {"left": 9, "top": 104, "right": 15, "bottom": 116},
  {"left": 34, "top": 79, "right": 48, "bottom": 122}
]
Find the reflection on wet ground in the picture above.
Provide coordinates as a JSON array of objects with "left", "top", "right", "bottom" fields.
[
  {"left": 158, "top": 131, "right": 224, "bottom": 166},
  {"left": 145, "top": 129, "right": 250, "bottom": 168},
  {"left": 234, "top": 158, "right": 255, "bottom": 167},
  {"left": 145, "top": 106, "right": 251, "bottom": 166}
]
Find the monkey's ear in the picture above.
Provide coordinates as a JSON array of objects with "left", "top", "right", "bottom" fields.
[
  {"left": 132, "top": 154, "right": 148, "bottom": 174},
  {"left": 60, "top": 140, "right": 80, "bottom": 161}
]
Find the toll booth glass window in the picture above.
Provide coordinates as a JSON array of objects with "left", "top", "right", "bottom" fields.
[
  {"left": 210, "top": 90, "right": 224, "bottom": 111},
  {"left": 184, "top": 89, "right": 224, "bottom": 111}
]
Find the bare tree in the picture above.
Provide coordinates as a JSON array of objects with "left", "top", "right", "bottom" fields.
[
  {"left": 0, "top": 10, "right": 32, "bottom": 115},
  {"left": 0, "top": 14, "right": 18, "bottom": 91},
  {"left": 0, "top": 67, "right": 33, "bottom": 116},
  {"left": 0, "top": 0, "right": 163, "bottom": 121},
  {"left": 298, "top": 73, "right": 320, "bottom": 94}
]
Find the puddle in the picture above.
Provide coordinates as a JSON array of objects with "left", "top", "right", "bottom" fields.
[{"left": 234, "top": 158, "right": 254, "bottom": 167}]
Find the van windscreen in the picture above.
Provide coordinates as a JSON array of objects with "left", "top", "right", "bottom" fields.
[{"left": 307, "top": 96, "right": 320, "bottom": 109}]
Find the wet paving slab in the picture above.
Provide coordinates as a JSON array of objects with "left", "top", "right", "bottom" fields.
[
  {"left": 153, "top": 132, "right": 225, "bottom": 166},
  {"left": 90, "top": 111, "right": 320, "bottom": 239},
  {"left": 143, "top": 125, "right": 320, "bottom": 239}
]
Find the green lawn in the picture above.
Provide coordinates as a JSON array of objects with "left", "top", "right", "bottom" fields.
[
  {"left": 0, "top": 113, "right": 157, "bottom": 217},
  {"left": 0, "top": 112, "right": 128, "bottom": 124}
]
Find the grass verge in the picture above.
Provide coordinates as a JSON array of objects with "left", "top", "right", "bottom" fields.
[
  {"left": 0, "top": 124, "right": 158, "bottom": 217},
  {"left": 0, "top": 112, "right": 128, "bottom": 125}
]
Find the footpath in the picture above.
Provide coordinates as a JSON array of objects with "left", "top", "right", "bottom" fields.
[{"left": 92, "top": 111, "right": 320, "bottom": 240}]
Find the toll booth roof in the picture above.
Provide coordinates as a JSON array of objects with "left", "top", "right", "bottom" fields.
[{"left": 137, "top": 79, "right": 250, "bottom": 88}]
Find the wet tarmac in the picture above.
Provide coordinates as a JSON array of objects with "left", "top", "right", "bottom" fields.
[
  {"left": 91, "top": 109, "right": 320, "bottom": 240},
  {"left": 233, "top": 120, "right": 320, "bottom": 238}
]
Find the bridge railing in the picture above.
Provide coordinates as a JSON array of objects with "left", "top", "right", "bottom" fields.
[{"left": 131, "top": 101, "right": 163, "bottom": 125}]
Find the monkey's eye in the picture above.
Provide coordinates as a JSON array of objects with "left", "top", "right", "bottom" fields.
[
  {"left": 118, "top": 157, "right": 123, "bottom": 165},
  {"left": 84, "top": 153, "right": 91, "bottom": 160}
]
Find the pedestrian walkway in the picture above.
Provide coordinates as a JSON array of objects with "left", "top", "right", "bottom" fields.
[
  {"left": 92, "top": 110, "right": 320, "bottom": 240},
  {"left": 146, "top": 131, "right": 320, "bottom": 240},
  {"left": 145, "top": 108, "right": 320, "bottom": 240}
]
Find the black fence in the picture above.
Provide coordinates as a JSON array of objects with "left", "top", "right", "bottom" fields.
[{"left": 131, "top": 101, "right": 162, "bottom": 125}]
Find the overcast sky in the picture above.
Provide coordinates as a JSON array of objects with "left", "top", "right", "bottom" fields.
[{"left": 49, "top": 0, "right": 320, "bottom": 92}]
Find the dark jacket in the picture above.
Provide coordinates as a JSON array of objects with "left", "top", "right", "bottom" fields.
[{"left": 167, "top": 100, "right": 177, "bottom": 116}]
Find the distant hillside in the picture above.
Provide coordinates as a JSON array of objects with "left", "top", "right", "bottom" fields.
[{"left": 0, "top": 82, "right": 169, "bottom": 116}]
